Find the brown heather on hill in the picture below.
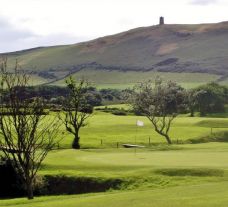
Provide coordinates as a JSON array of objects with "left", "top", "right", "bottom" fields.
[{"left": 2, "top": 21, "right": 228, "bottom": 84}]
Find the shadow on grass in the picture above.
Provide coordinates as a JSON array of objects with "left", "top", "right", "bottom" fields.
[
  {"left": 188, "top": 131, "right": 228, "bottom": 144},
  {"left": 155, "top": 168, "right": 224, "bottom": 177}
]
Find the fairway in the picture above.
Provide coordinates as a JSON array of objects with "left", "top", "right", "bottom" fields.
[
  {"left": 2, "top": 182, "right": 228, "bottom": 207},
  {"left": 2, "top": 143, "right": 228, "bottom": 207},
  {"left": 2, "top": 107, "right": 228, "bottom": 207},
  {"left": 41, "top": 143, "right": 228, "bottom": 177},
  {"left": 57, "top": 111, "right": 228, "bottom": 148}
]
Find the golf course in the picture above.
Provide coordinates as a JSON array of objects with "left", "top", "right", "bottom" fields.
[
  {"left": 1, "top": 108, "right": 228, "bottom": 207},
  {"left": 1, "top": 1, "right": 228, "bottom": 205}
]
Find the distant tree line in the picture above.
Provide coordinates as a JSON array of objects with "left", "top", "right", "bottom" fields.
[
  {"left": 133, "top": 81, "right": 228, "bottom": 118},
  {"left": 0, "top": 85, "right": 126, "bottom": 108},
  {"left": 0, "top": 81, "right": 225, "bottom": 117}
]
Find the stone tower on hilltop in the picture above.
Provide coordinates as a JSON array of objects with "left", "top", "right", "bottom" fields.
[{"left": 159, "top": 16, "right": 164, "bottom": 25}]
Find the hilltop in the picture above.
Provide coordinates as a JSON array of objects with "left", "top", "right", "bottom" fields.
[{"left": 2, "top": 21, "right": 228, "bottom": 87}]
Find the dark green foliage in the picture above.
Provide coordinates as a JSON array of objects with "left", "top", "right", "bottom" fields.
[
  {"left": 100, "top": 89, "right": 123, "bottom": 102},
  {"left": 0, "top": 163, "right": 123, "bottom": 197},
  {"left": 85, "top": 92, "right": 102, "bottom": 107},
  {"left": 1, "top": 85, "right": 128, "bottom": 107},
  {"left": 187, "top": 82, "right": 228, "bottom": 116},
  {"left": 188, "top": 131, "right": 228, "bottom": 144},
  {"left": 96, "top": 107, "right": 128, "bottom": 116},
  {"left": 132, "top": 78, "right": 186, "bottom": 144},
  {"left": 0, "top": 158, "right": 25, "bottom": 198},
  {"left": 41, "top": 175, "right": 123, "bottom": 195},
  {"left": 111, "top": 110, "right": 127, "bottom": 116}
]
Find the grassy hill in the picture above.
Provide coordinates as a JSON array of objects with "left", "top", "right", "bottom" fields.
[{"left": 2, "top": 21, "right": 228, "bottom": 87}]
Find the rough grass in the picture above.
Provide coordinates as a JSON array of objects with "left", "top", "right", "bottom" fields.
[
  {"left": 52, "top": 69, "right": 220, "bottom": 89},
  {"left": 5, "top": 22, "right": 228, "bottom": 77}
]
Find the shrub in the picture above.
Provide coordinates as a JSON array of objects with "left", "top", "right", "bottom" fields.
[{"left": 0, "top": 158, "right": 25, "bottom": 198}]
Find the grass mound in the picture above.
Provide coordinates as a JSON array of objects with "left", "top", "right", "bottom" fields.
[
  {"left": 155, "top": 168, "right": 224, "bottom": 177},
  {"left": 188, "top": 131, "right": 228, "bottom": 144},
  {"left": 195, "top": 119, "right": 228, "bottom": 128}
]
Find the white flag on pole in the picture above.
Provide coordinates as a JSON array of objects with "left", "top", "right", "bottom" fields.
[{"left": 136, "top": 120, "right": 144, "bottom": 127}]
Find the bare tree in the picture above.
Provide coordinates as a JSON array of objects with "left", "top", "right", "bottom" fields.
[
  {"left": 0, "top": 58, "right": 60, "bottom": 199},
  {"left": 62, "top": 76, "right": 92, "bottom": 149},
  {"left": 132, "top": 78, "right": 185, "bottom": 144}
]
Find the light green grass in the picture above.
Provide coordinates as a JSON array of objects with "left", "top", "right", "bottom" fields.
[
  {"left": 57, "top": 111, "right": 228, "bottom": 148},
  {"left": 2, "top": 111, "right": 228, "bottom": 206},
  {"left": 52, "top": 69, "right": 220, "bottom": 89},
  {"left": 2, "top": 182, "right": 228, "bottom": 207},
  {"left": 2, "top": 143, "right": 228, "bottom": 207},
  {"left": 40, "top": 143, "right": 228, "bottom": 177}
]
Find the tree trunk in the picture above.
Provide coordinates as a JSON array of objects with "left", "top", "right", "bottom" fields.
[
  {"left": 190, "top": 108, "right": 194, "bottom": 117},
  {"left": 164, "top": 135, "right": 172, "bottom": 145},
  {"left": 72, "top": 133, "right": 80, "bottom": 149},
  {"left": 26, "top": 180, "right": 34, "bottom": 200}
]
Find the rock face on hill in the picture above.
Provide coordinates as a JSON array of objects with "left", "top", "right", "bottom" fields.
[{"left": 3, "top": 21, "right": 228, "bottom": 82}]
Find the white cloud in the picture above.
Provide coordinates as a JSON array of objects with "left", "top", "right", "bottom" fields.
[{"left": 189, "top": 0, "right": 220, "bottom": 5}]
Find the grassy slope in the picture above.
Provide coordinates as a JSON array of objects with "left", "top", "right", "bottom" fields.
[
  {"left": 3, "top": 22, "right": 228, "bottom": 87},
  {"left": 2, "top": 143, "right": 228, "bottom": 207},
  {"left": 5, "top": 22, "right": 228, "bottom": 71},
  {"left": 2, "top": 182, "right": 228, "bottom": 207},
  {"left": 53, "top": 69, "right": 220, "bottom": 89}
]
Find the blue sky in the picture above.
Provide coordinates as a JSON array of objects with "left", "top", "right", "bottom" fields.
[{"left": 0, "top": 0, "right": 227, "bottom": 52}]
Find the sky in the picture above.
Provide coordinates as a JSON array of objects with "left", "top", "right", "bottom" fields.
[{"left": 0, "top": 0, "right": 227, "bottom": 53}]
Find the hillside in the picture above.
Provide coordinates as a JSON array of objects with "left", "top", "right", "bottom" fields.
[{"left": 2, "top": 21, "right": 228, "bottom": 87}]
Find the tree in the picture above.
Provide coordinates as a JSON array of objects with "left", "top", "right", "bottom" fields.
[
  {"left": 186, "top": 89, "right": 197, "bottom": 117},
  {"left": 194, "top": 82, "right": 227, "bottom": 116},
  {"left": 132, "top": 78, "right": 185, "bottom": 144},
  {"left": 62, "top": 76, "right": 92, "bottom": 149},
  {"left": 0, "top": 58, "right": 60, "bottom": 199}
]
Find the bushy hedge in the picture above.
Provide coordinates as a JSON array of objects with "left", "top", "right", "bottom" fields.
[{"left": 0, "top": 158, "right": 25, "bottom": 198}]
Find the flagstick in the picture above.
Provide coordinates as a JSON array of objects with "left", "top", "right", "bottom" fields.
[{"left": 135, "top": 120, "right": 138, "bottom": 155}]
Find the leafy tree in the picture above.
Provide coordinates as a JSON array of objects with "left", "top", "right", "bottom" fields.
[
  {"left": 186, "top": 89, "right": 197, "bottom": 117},
  {"left": 194, "top": 82, "right": 227, "bottom": 116},
  {"left": 132, "top": 78, "right": 185, "bottom": 144},
  {"left": 0, "top": 58, "right": 60, "bottom": 199},
  {"left": 62, "top": 76, "right": 92, "bottom": 149}
]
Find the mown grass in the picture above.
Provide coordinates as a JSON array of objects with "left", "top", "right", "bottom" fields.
[
  {"left": 2, "top": 143, "right": 228, "bottom": 207},
  {"left": 40, "top": 143, "right": 228, "bottom": 177},
  {"left": 56, "top": 111, "right": 228, "bottom": 148},
  {"left": 2, "top": 181, "right": 228, "bottom": 207},
  {"left": 2, "top": 110, "right": 228, "bottom": 206}
]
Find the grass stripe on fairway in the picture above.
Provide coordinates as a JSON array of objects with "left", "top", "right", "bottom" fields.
[{"left": 1, "top": 181, "right": 228, "bottom": 207}]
